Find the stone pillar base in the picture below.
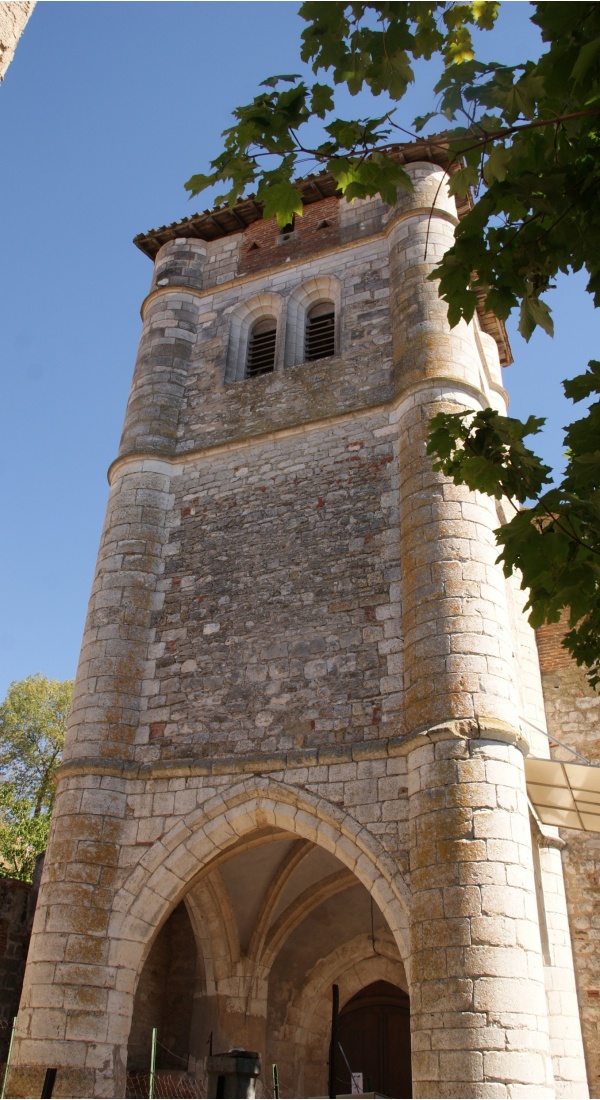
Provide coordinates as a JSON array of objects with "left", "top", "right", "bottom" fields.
[
  {"left": 406, "top": 730, "right": 554, "bottom": 1099},
  {"left": 206, "top": 1050, "right": 261, "bottom": 1099},
  {"left": 7, "top": 1066, "right": 100, "bottom": 1100}
]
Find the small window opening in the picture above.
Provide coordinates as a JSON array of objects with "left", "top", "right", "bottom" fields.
[
  {"left": 246, "top": 318, "right": 277, "bottom": 377},
  {"left": 316, "top": 219, "right": 331, "bottom": 230},
  {"left": 279, "top": 216, "right": 295, "bottom": 241},
  {"left": 305, "top": 302, "right": 335, "bottom": 361},
  {"left": 247, "top": 241, "right": 260, "bottom": 251}
]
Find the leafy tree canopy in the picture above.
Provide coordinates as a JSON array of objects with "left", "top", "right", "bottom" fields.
[
  {"left": 0, "top": 675, "right": 72, "bottom": 881},
  {"left": 0, "top": 785, "right": 53, "bottom": 883},
  {"left": 186, "top": 2, "right": 600, "bottom": 684}
]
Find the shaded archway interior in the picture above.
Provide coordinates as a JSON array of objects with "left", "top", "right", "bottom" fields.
[{"left": 126, "top": 826, "right": 410, "bottom": 1097}]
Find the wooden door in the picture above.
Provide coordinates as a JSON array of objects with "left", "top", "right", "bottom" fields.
[{"left": 336, "top": 981, "right": 411, "bottom": 1098}]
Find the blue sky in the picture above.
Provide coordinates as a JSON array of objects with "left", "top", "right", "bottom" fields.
[{"left": 0, "top": 1, "right": 597, "bottom": 698}]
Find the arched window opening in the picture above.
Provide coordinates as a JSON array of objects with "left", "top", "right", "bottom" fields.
[
  {"left": 246, "top": 318, "right": 277, "bottom": 377},
  {"left": 305, "top": 302, "right": 335, "bottom": 361}
]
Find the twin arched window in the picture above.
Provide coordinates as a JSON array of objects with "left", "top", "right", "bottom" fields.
[
  {"left": 245, "top": 303, "right": 335, "bottom": 377},
  {"left": 226, "top": 279, "right": 339, "bottom": 383}
]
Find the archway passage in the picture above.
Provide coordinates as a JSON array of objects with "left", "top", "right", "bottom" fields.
[
  {"left": 337, "top": 981, "right": 412, "bottom": 1099},
  {"left": 123, "top": 814, "right": 411, "bottom": 1098}
]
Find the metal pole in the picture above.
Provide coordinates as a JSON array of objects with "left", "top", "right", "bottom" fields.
[
  {"left": 328, "top": 984, "right": 339, "bottom": 1099},
  {"left": 41, "top": 1068, "right": 57, "bottom": 1099},
  {"left": 0, "top": 1017, "right": 17, "bottom": 1100},
  {"left": 337, "top": 1043, "right": 359, "bottom": 1095},
  {"left": 272, "top": 1063, "right": 279, "bottom": 1099},
  {"left": 149, "top": 1027, "right": 157, "bottom": 1100}
]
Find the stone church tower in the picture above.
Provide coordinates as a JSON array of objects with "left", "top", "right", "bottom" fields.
[{"left": 8, "top": 146, "right": 593, "bottom": 1098}]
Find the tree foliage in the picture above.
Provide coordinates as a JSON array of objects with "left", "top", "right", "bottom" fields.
[
  {"left": 427, "top": 363, "right": 600, "bottom": 685},
  {"left": 0, "top": 785, "right": 52, "bottom": 883},
  {"left": 186, "top": 2, "right": 600, "bottom": 683},
  {"left": 0, "top": 675, "right": 72, "bottom": 881}
]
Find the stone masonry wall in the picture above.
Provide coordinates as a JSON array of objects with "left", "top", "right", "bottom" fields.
[
  {"left": 141, "top": 412, "right": 400, "bottom": 761},
  {"left": 0, "top": 878, "right": 31, "bottom": 1057},
  {"left": 8, "top": 161, "right": 590, "bottom": 1098},
  {"left": 136, "top": 233, "right": 395, "bottom": 458},
  {"left": 537, "top": 619, "right": 600, "bottom": 1097},
  {"left": 127, "top": 902, "right": 197, "bottom": 1072}
]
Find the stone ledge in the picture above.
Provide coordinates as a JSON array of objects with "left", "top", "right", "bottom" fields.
[
  {"left": 107, "top": 376, "right": 496, "bottom": 485},
  {"left": 390, "top": 719, "right": 530, "bottom": 758},
  {"left": 56, "top": 719, "right": 529, "bottom": 785}
]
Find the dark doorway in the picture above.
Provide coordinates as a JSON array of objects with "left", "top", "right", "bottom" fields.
[{"left": 337, "top": 981, "right": 411, "bottom": 1098}]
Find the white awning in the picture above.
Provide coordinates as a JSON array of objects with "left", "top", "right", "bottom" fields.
[{"left": 525, "top": 757, "right": 600, "bottom": 832}]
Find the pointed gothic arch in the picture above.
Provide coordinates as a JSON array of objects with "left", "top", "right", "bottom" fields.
[
  {"left": 111, "top": 777, "right": 411, "bottom": 1074},
  {"left": 271, "top": 931, "right": 409, "bottom": 1097}
]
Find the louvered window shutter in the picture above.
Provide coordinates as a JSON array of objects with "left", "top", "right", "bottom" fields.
[
  {"left": 246, "top": 319, "right": 277, "bottom": 377},
  {"left": 305, "top": 302, "right": 335, "bottom": 361}
]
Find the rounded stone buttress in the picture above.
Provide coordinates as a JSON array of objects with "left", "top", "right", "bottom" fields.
[
  {"left": 388, "top": 164, "right": 554, "bottom": 1097},
  {"left": 7, "top": 242, "right": 206, "bottom": 1098},
  {"left": 120, "top": 239, "right": 206, "bottom": 457}
]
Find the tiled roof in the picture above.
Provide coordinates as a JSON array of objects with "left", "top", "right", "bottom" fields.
[{"left": 133, "top": 138, "right": 511, "bottom": 366}]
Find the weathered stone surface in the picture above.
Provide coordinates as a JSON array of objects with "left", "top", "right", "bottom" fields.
[
  {"left": 537, "top": 618, "right": 600, "bottom": 1098},
  {"left": 8, "top": 160, "right": 594, "bottom": 1099}
]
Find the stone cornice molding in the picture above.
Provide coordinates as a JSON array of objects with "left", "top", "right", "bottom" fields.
[
  {"left": 387, "top": 717, "right": 531, "bottom": 758},
  {"left": 56, "top": 717, "right": 530, "bottom": 785},
  {"left": 107, "top": 376, "right": 507, "bottom": 485}
]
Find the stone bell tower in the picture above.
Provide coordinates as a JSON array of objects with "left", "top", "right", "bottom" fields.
[{"left": 9, "top": 145, "right": 590, "bottom": 1098}]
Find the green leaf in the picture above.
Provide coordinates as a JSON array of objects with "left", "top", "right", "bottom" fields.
[
  {"left": 518, "top": 295, "right": 554, "bottom": 341},
  {"left": 184, "top": 172, "right": 215, "bottom": 198},
  {"left": 368, "top": 50, "right": 414, "bottom": 99},
  {"left": 563, "top": 360, "right": 600, "bottom": 402},
  {"left": 311, "top": 82, "right": 335, "bottom": 117},
  {"left": 258, "top": 178, "right": 304, "bottom": 228},
  {"left": 447, "top": 162, "right": 480, "bottom": 197},
  {"left": 413, "top": 110, "right": 438, "bottom": 132},
  {"left": 482, "top": 143, "right": 511, "bottom": 184},
  {"left": 571, "top": 37, "right": 600, "bottom": 83},
  {"left": 427, "top": 408, "right": 551, "bottom": 504},
  {"left": 472, "top": 1, "right": 500, "bottom": 31},
  {"left": 445, "top": 26, "right": 476, "bottom": 65}
]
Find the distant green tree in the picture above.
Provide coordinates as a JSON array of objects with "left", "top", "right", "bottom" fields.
[
  {"left": 0, "top": 675, "right": 72, "bottom": 881},
  {"left": 0, "top": 785, "right": 52, "bottom": 883},
  {"left": 186, "top": 2, "right": 600, "bottom": 684}
]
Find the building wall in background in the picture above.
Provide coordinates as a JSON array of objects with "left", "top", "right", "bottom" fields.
[{"left": 537, "top": 619, "right": 600, "bottom": 1097}]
